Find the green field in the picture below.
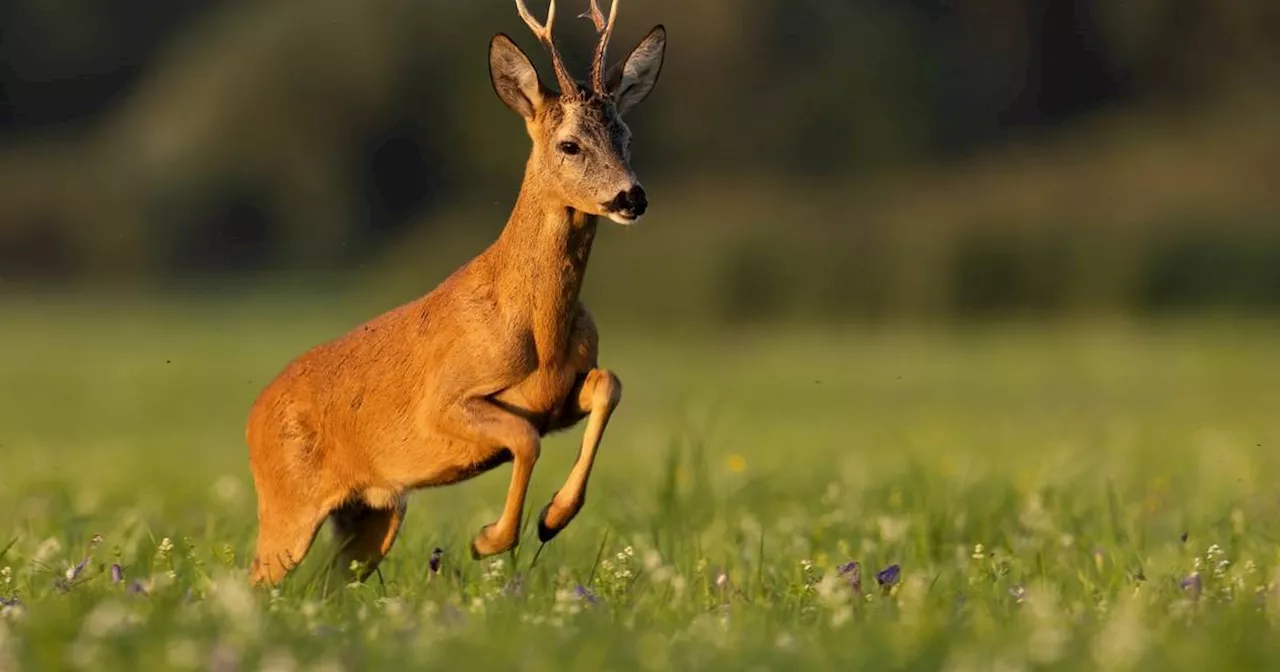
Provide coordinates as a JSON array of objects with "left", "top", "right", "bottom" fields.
[{"left": 2, "top": 296, "right": 1280, "bottom": 670}]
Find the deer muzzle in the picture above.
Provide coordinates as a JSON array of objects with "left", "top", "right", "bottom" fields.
[{"left": 603, "top": 184, "right": 647, "bottom": 223}]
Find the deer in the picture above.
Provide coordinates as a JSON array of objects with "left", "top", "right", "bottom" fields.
[{"left": 244, "top": 0, "right": 666, "bottom": 587}]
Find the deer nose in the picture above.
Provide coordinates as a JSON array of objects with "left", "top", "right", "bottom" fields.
[{"left": 607, "top": 185, "right": 647, "bottom": 218}]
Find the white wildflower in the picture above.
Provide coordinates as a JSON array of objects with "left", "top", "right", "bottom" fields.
[
  {"left": 156, "top": 538, "right": 174, "bottom": 560},
  {"left": 971, "top": 543, "right": 985, "bottom": 560},
  {"left": 481, "top": 558, "right": 506, "bottom": 584},
  {"left": 0, "top": 567, "right": 10, "bottom": 588},
  {"left": 268, "top": 589, "right": 285, "bottom": 613}
]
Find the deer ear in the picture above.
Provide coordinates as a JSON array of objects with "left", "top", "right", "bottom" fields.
[
  {"left": 489, "top": 34, "right": 550, "bottom": 120},
  {"left": 610, "top": 25, "right": 665, "bottom": 116}
]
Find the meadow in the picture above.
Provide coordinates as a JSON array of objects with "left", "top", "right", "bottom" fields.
[{"left": 2, "top": 294, "right": 1280, "bottom": 670}]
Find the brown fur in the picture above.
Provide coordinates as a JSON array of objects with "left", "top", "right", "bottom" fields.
[{"left": 245, "top": 1, "right": 666, "bottom": 586}]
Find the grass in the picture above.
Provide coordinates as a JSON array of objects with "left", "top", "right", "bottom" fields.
[{"left": 2, "top": 294, "right": 1280, "bottom": 670}]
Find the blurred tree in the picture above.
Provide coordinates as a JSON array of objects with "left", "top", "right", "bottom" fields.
[{"left": 0, "top": 0, "right": 1275, "bottom": 322}]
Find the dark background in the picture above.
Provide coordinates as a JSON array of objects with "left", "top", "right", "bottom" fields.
[{"left": 1, "top": 0, "right": 1277, "bottom": 324}]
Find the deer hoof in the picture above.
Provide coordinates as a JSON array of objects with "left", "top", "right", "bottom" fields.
[
  {"left": 536, "top": 502, "right": 561, "bottom": 543},
  {"left": 469, "top": 524, "right": 515, "bottom": 559}
]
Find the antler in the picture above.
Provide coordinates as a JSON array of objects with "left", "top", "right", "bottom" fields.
[
  {"left": 585, "top": 0, "right": 618, "bottom": 95},
  {"left": 514, "top": 0, "right": 578, "bottom": 95}
]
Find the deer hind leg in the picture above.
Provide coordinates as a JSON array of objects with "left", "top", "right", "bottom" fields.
[
  {"left": 329, "top": 500, "right": 407, "bottom": 582},
  {"left": 436, "top": 397, "right": 542, "bottom": 559},
  {"left": 537, "top": 368, "right": 621, "bottom": 543}
]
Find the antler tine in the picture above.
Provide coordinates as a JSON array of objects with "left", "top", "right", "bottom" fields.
[
  {"left": 514, "top": 0, "right": 578, "bottom": 95},
  {"left": 585, "top": 0, "right": 606, "bottom": 31},
  {"left": 587, "top": 0, "right": 619, "bottom": 94}
]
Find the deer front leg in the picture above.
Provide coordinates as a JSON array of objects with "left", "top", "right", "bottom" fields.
[
  {"left": 437, "top": 397, "right": 542, "bottom": 559},
  {"left": 537, "top": 368, "right": 621, "bottom": 542}
]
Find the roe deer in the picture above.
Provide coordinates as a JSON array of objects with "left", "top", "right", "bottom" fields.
[{"left": 245, "top": 0, "right": 666, "bottom": 586}]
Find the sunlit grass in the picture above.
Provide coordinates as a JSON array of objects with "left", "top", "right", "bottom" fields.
[{"left": 2, "top": 298, "right": 1280, "bottom": 670}]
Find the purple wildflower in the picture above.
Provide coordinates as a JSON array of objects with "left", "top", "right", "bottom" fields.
[
  {"left": 837, "top": 561, "right": 863, "bottom": 593},
  {"left": 574, "top": 584, "right": 599, "bottom": 605},
  {"left": 0, "top": 596, "right": 23, "bottom": 618},
  {"left": 127, "top": 580, "right": 149, "bottom": 596},
  {"left": 428, "top": 547, "right": 443, "bottom": 574},
  {"left": 110, "top": 564, "right": 124, "bottom": 584},
  {"left": 876, "top": 564, "right": 901, "bottom": 589},
  {"left": 65, "top": 557, "right": 90, "bottom": 583},
  {"left": 1180, "top": 572, "right": 1202, "bottom": 599}
]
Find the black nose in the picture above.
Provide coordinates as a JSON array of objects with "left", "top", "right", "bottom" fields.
[{"left": 607, "top": 185, "right": 648, "bottom": 218}]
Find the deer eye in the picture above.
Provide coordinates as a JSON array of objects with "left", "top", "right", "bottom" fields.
[{"left": 557, "top": 141, "right": 581, "bottom": 156}]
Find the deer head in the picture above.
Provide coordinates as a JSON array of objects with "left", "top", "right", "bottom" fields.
[{"left": 489, "top": 0, "right": 666, "bottom": 224}]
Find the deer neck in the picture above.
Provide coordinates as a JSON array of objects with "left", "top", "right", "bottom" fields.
[{"left": 492, "top": 175, "right": 598, "bottom": 360}]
